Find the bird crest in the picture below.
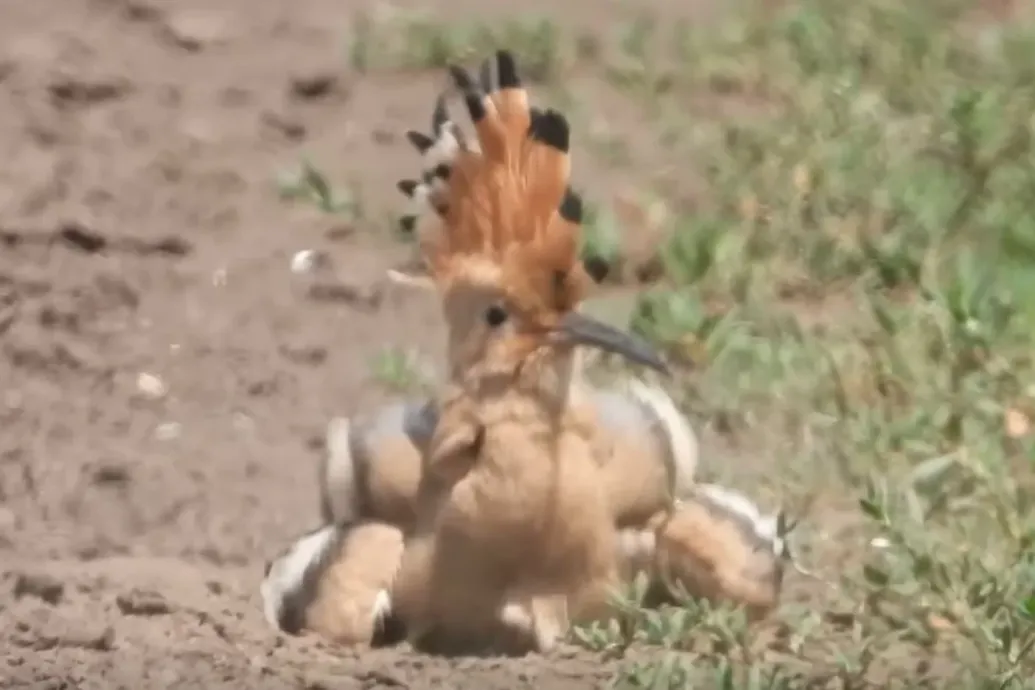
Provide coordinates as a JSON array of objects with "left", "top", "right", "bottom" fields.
[{"left": 395, "top": 51, "right": 667, "bottom": 381}]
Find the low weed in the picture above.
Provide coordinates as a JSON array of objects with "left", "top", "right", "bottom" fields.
[{"left": 601, "top": 0, "right": 1035, "bottom": 685}]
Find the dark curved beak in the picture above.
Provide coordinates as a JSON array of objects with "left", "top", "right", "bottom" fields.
[{"left": 553, "top": 312, "right": 669, "bottom": 375}]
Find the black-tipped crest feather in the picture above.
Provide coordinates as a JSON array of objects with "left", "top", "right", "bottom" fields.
[
  {"left": 495, "top": 51, "right": 520, "bottom": 89},
  {"left": 528, "top": 106, "right": 544, "bottom": 128},
  {"left": 406, "top": 131, "right": 434, "bottom": 154},
  {"left": 448, "top": 65, "right": 487, "bottom": 122},
  {"left": 448, "top": 65, "right": 476, "bottom": 92},
  {"left": 559, "top": 188, "right": 583, "bottom": 224},
  {"left": 430, "top": 163, "right": 451, "bottom": 181},
  {"left": 479, "top": 59, "right": 495, "bottom": 93},
  {"left": 529, "top": 109, "right": 569, "bottom": 152},
  {"left": 397, "top": 179, "right": 418, "bottom": 198},
  {"left": 431, "top": 95, "right": 449, "bottom": 135},
  {"left": 462, "top": 92, "right": 486, "bottom": 122}
]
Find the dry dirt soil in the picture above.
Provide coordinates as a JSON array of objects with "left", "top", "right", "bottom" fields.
[{"left": 0, "top": 0, "right": 723, "bottom": 687}]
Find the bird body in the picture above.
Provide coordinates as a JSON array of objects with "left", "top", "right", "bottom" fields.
[
  {"left": 261, "top": 481, "right": 796, "bottom": 646},
  {"left": 260, "top": 49, "right": 799, "bottom": 652},
  {"left": 319, "top": 376, "right": 697, "bottom": 533}
]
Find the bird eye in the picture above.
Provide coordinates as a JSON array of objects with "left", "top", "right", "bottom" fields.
[{"left": 485, "top": 305, "right": 508, "bottom": 327}]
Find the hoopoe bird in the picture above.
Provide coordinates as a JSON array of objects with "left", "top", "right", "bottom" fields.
[
  {"left": 260, "top": 519, "right": 405, "bottom": 647},
  {"left": 386, "top": 49, "right": 673, "bottom": 655},
  {"left": 259, "top": 52, "right": 805, "bottom": 647}
]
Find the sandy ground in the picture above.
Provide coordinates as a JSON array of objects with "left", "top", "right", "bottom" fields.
[{"left": 0, "top": 0, "right": 727, "bottom": 687}]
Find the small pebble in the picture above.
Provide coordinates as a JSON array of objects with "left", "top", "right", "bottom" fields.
[
  {"left": 155, "top": 422, "right": 181, "bottom": 441},
  {"left": 161, "top": 11, "right": 233, "bottom": 52},
  {"left": 290, "top": 249, "right": 327, "bottom": 275},
  {"left": 136, "top": 372, "right": 167, "bottom": 399}
]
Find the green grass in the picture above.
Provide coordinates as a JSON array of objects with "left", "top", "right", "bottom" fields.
[
  {"left": 279, "top": 0, "right": 1035, "bottom": 685},
  {"left": 369, "top": 345, "right": 436, "bottom": 395}
]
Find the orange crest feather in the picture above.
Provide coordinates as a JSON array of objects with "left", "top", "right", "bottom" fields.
[{"left": 418, "top": 51, "right": 590, "bottom": 319}]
